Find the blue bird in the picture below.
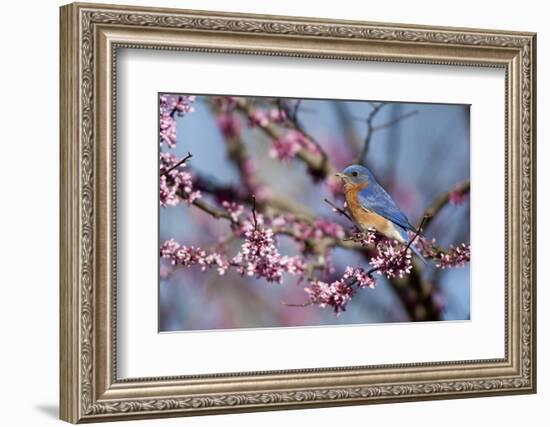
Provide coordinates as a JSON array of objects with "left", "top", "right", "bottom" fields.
[{"left": 335, "top": 164, "right": 426, "bottom": 263}]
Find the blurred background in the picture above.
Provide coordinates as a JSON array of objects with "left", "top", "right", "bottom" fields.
[{"left": 159, "top": 95, "right": 470, "bottom": 332}]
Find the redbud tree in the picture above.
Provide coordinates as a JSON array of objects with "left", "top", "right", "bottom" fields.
[{"left": 159, "top": 94, "right": 471, "bottom": 326}]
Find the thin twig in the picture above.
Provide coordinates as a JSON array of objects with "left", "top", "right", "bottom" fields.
[
  {"left": 354, "top": 105, "right": 419, "bottom": 165},
  {"left": 281, "top": 301, "right": 312, "bottom": 308},
  {"left": 324, "top": 198, "right": 353, "bottom": 222},
  {"left": 421, "top": 180, "right": 470, "bottom": 230},
  {"left": 371, "top": 110, "right": 419, "bottom": 132},
  {"left": 354, "top": 103, "right": 386, "bottom": 164},
  {"left": 191, "top": 198, "right": 235, "bottom": 223},
  {"left": 251, "top": 195, "right": 258, "bottom": 231},
  {"left": 406, "top": 215, "right": 429, "bottom": 252},
  {"left": 161, "top": 152, "right": 193, "bottom": 176},
  {"left": 291, "top": 99, "right": 302, "bottom": 123},
  {"left": 168, "top": 95, "right": 183, "bottom": 118},
  {"left": 279, "top": 99, "right": 328, "bottom": 165}
]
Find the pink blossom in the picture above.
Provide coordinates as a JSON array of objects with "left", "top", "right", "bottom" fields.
[
  {"left": 343, "top": 266, "right": 376, "bottom": 288},
  {"left": 248, "top": 110, "right": 270, "bottom": 127},
  {"left": 160, "top": 239, "right": 206, "bottom": 267},
  {"left": 434, "top": 243, "right": 471, "bottom": 269},
  {"left": 213, "top": 96, "right": 238, "bottom": 111},
  {"left": 348, "top": 229, "right": 413, "bottom": 279},
  {"left": 449, "top": 185, "right": 467, "bottom": 205},
  {"left": 217, "top": 112, "right": 242, "bottom": 139},
  {"left": 370, "top": 240, "right": 412, "bottom": 279},
  {"left": 268, "top": 107, "right": 287, "bottom": 122},
  {"left": 159, "top": 95, "right": 195, "bottom": 148},
  {"left": 160, "top": 239, "right": 230, "bottom": 275},
  {"left": 160, "top": 221, "right": 305, "bottom": 284},
  {"left": 232, "top": 222, "right": 305, "bottom": 283},
  {"left": 159, "top": 152, "right": 201, "bottom": 206},
  {"left": 159, "top": 115, "right": 177, "bottom": 148},
  {"left": 349, "top": 228, "right": 381, "bottom": 246},
  {"left": 305, "top": 280, "right": 355, "bottom": 314},
  {"left": 222, "top": 200, "right": 244, "bottom": 222},
  {"left": 268, "top": 130, "right": 316, "bottom": 161},
  {"left": 418, "top": 238, "right": 471, "bottom": 269},
  {"left": 270, "top": 215, "right": 289, "bottom": 228},
  {"left": 316, "top": 219, "right": 346, "bottom": 239},
  {"left": 269, "top": 134, "right": 302, "bottom": 160},
  {"left": 240, "top": 157, "right": 266, "bottom": 196},
  {"left": 325, "top": 175, "right": 343, "bottom": 195},
  {"left": 292, "top": 219, "right": 345, "bottom": 249},
  {"left": 303, "top": 266, "right": 376, "bottom": 314},
  {"left": 247, "top": 107, "right": 287, "bottom": 128}
]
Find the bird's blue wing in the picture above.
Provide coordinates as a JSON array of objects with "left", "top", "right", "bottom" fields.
[
  {"left": 358, "top": 184, "right": 426, "bottom": 264},
  {"left": 358, "top": 185, "right": 416, "bottom": 232}
]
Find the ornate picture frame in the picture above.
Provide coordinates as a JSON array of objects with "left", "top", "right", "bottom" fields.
[{"left": 60, "top": 2, "right": 536, "bottom": 423}]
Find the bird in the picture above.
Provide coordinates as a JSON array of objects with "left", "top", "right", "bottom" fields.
[{"left": 335, "top": 164, "right": 426, "bottom": 263}]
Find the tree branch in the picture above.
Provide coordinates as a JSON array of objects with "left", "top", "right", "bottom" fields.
[
  {"left": 160, "top": 152, "right": 192, "bottom": 177},
  {"left": 191, "top": 198, "right": 235, "bottom": 223},
  {"left": 235, "top": 98, "right": 336, "bottom": 180},
  {"left": 421, "top": 180, "right": 470, "bottom": 230},
  {"left": 354, "top": 102, "right": 386, "bottom": 164},
  {"left": 279, "top": 99, "right": 328, "bottom": 165},
  {"left": 324, "top": 198, "right": 353, "bottom": 222},
  {"left": 372, "top": 110, "right": 418, "bottom": 132},
  {"left": 353, "top": 104, "right": 418, "bottom": 164},
  {"left": 208, "top": 101, "right": 260, "bottom": 195},
  {"left": 406, "top": 215, "right": 429, "bottom": 252},
  {"left": 251, "top": 195, "right": 258, "bottom": 230}
]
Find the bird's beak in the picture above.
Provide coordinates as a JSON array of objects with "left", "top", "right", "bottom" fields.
[{"left": 335, "top": 172, "right": 347, "bottom": 181}]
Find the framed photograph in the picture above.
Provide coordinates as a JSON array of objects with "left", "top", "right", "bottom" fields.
[{"left": 60, "top": 2, "right": 537, "bottom": 423}]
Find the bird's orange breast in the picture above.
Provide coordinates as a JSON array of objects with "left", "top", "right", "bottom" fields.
[{"left": 344, "top": 182, "right": 393, "bottom": 234}]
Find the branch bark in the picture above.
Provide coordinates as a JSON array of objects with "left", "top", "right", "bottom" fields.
[
  {"left": 421, "top": 180, "right": 470, "bottom": 230},
  {"left": 235, "top": 98, "right": 336, "bottom": 180}
]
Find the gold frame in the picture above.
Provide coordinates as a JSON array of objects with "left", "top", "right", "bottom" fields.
[{"left": 60, "top": 2, "right": 537, "bottom": 423}]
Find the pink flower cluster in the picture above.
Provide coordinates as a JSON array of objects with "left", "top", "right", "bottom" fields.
[
  {"left": 436, "top": 243, "right": 470, "bottom": 269},
  {"left": 217, "top": 113, "right": 242, "bottom": 139},
  {"left": 160, "top": 239, "right": 229, "bottom": 275},
  {"left": 325, "top": 175, "right": 344, "bottom": 196},
  {"left": 221, "top": 200, "right": 245, "bottom": 222},
  {"left": 248, "top": 107, "right": 287, "bottom": 128},
  {"left": 269, "top": 130, "right": 319, "bottom": 161},
  {"left": 370, "top": 241, "right": 413, "bottom": 279},
  {"left": 449, "top": 184, "right": 467, "bottom": 205},
  {"left": 304, "top": 280, "right": 355, "bottom": 314},
  {"left": 159, "top": 153, "right": 201, "bottom": 206},
  {"left": 292, "top": 219, "right": 345, "bottom": 250},
  {"left": 343, "top": 266, "right": 377, "bottom": 288},
  {"left": 419, "top": 238, "right": 471, "bottom": 269},
  {"left": 159, "top": 95, "right": 195, "bottom": 148},
  {"left": 350, "top": 228, "right": 470, "bottom": 271},
  {"left": 160, "top": 220, "right": 305, "bottom": 284},
  {"left": 349, "top": 228, "right": 380, "bottom": 246},
  {"left": 304, "top": 266, "right": 376, "bottom": 314},
  {"left": 233, "top": 222, "right": 305, "bottom": 282}
]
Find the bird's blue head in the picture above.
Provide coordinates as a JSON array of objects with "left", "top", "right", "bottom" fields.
[{"left": 336, "top": 164, "right": 378, "bottom": 187}]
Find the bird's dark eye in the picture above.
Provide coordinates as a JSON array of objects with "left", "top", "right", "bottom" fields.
[{"left": 351, "top": 171, "right": 358, "bottom": 177}]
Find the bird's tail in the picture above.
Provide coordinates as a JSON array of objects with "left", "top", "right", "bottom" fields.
[
  {"left": 408, "top": 241, "right": 428, "bottom": 265},
  {"left": 398, "top": 227, "right": 428, "bottom": 265}
]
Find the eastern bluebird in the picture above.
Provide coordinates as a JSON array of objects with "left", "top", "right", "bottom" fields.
[{"left": 336, "top": 164, "right": 426, "bottom": 263}]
